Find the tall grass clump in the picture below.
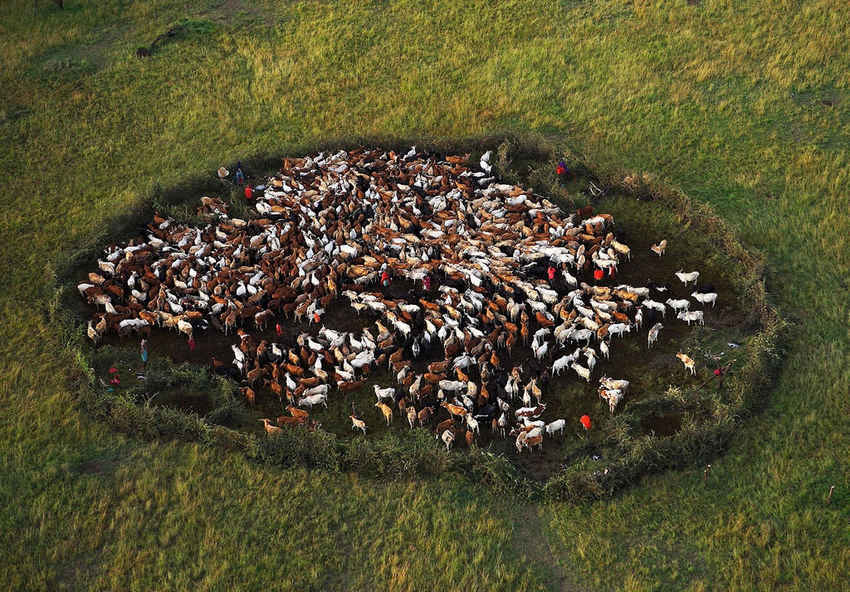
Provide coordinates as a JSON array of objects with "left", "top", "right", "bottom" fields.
[
  {"left": 342, "top": 430, "right": 451, "bottom": 479},
  {"left": 250, "top": 426, "right": 341, "bottom": 472}
]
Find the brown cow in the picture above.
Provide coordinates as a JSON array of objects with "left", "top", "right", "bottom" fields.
[
  {"left": 441, "top": 401, "right": 467, "bottom": 420},
  {"left": 418, "top": 406, "right": 434, "bottom": 427},
  {"left": 428, "top": 360, "right": 449, "bottom": 374},
  {"left": 276, "top": 415, "right": 306, "bottom": 427},
  {"left": 286, "top": 405, "right": 309, "bottom": 419},
  {"left": 240, "top": 386, "right": 256, "bottom": 406},
  {"left": 375, "top": 401, "right": 393, "bottom": 426},
  {"left": 259, "top": 418, "right": 281, "bottom": 435},
  {"left": 338, "top": 379, "right": 366, "bottom": 393},
  {"left": 435, "top": 417, "right": 453, "bottom": 437}
]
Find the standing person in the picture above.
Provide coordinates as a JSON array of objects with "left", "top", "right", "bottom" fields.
[
  {"left": 380, "top": 263, "right": 391, "bottom": 289},
  {"left": 423, "top": 274, "right": 432, "bottom": 292},
  {"left": 140, "top": 338, "right": 148, "bottom": 368},
  {"left": 235, "top": 162, "right": 245, "bottom": 185},
  {"left": 547, "top": 264, "right": 556, "bottom": 284}
]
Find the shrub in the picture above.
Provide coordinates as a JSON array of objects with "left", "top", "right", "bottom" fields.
[
  {"left": 203, "top": 425, "right": 253, "bottom": 453},
  {"left": 342, "top": 430, "right": 450, "bottom": 479},
  {"left": 252, "top": 426, "right": 341, "bottom": 472},
  {"left": 457, "top": 449, "right": 532, "bottom": 498},
  {"left": 205, "top": 398, "right": 247, "bottom": 427}
]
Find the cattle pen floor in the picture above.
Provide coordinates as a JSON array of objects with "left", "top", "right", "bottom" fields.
[{"left": 81, "top": 187, "right": 755, "bottom": 483}]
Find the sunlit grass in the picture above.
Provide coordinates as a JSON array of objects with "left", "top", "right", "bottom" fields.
[{"left": 0, "top": 0, "right": 849, "bottom": 589}]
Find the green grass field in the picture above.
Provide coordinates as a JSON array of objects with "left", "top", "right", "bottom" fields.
[{"left": 1, "top": 1, "right": 848, "bottom": 590}]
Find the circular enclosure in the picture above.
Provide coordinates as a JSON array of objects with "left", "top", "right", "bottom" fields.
[{"left": 61, "top": 145, "right": 780, "bottom": 499}]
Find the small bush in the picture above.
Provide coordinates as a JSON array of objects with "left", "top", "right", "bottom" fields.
[
  {"left": 252, "top": 426, "right": 340, "bottom": 472},
  {"left": 458, "top": 449, "right": 531, "bottom": 498},
  {"left": 342, "top": 430, "right": 450, "bottom": 479},
  {"left": 107, "top": 396, "right": 159, "bottom": 440},
  {"left": 203, "top": 426, "right": 253, "bottom": 453},
  {"left": 205, "top": 398, "right": 247, "bottom": 427},
  {"left": 153, "top": 406, "right": 208, "bottom": 442}
]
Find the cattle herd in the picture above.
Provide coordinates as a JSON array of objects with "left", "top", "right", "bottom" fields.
[{"left": 78, "top": 148, "right": 719, "bottom": 454}]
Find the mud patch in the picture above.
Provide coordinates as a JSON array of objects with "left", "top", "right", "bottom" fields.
[
  {"left": 641, "top": 412, "right": 683, "bottom": 437},
  {"left": 73, "top": 458, "right": 119, "bottom": 476}
]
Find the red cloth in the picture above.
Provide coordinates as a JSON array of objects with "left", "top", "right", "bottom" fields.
[
  {"left": 547, "top": 266, "right": 556, "bottom": 281},
  {"left": 423, "top": 276, "right": 432, "bottom": 290},
  {"left": 188, "top": 337, "right": 196, "bottom": 351},
  {"left": 580, "top": 415, "right": 592, "bottom": 430},
  {"left": 556, "top": 164, "right": 566, "bottom": 175},
  {"left": 593, "top": 269, "right": 604, "bottom": 281},
  {"left": 381, "top": 271, "right": 390, "bottom": 286},
  {"left": 275, "top": 323, "right": 283, "bottom": 337},
  {"left": 244, "top": 186, "right": 253, "bottom": 200}
]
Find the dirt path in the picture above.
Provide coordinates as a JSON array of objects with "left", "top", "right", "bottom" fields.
[{"left": 513, "top": 505, "right": 589, "bottom": 592}]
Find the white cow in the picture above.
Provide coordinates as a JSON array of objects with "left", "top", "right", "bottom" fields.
[
  {"left": 441, "top": 429, "right": 455, "bottom": 451},
  {"left": 298, "top": 393, "right": 328, "bottom": 409},
  {"left": 608, "top": 323, "right": 631, "bottom": 338},
  {"left": 666, "top": 298, "right": 690, "bottom": 313},
  {"left": 374, "top": 385, "right": 395, "bottom": 401},
  {"left": 642, "top": 299, "right": 666, "bottom": 317},
  {"left": 552, "top": 355, "right": 571, "bottom": 376},
  {"left": 648, "top": 322, "right": 663, "bottom": 348},
  {"left": 691, "top": 291, "right": 718, "bottom": 308},
  {"left": 571, "top": 362, "right": 591, "bottom": 382},
  {"left": 545, "top": 419, "right": 566, "bottom": 437},
  {"left": 675, "top": 270, "right": 700, "bottom": 286},
  {"left": 677, "top": 310, "right": 705, "bottom": 326}
]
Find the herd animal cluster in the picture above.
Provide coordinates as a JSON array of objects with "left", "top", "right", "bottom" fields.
[{"left": 79, "top": 148, "right": 719, "bottom": 454}]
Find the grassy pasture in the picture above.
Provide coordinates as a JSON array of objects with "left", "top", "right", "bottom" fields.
[{"left": 1, "top": 1, "right": 848, "bottom": 590}]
